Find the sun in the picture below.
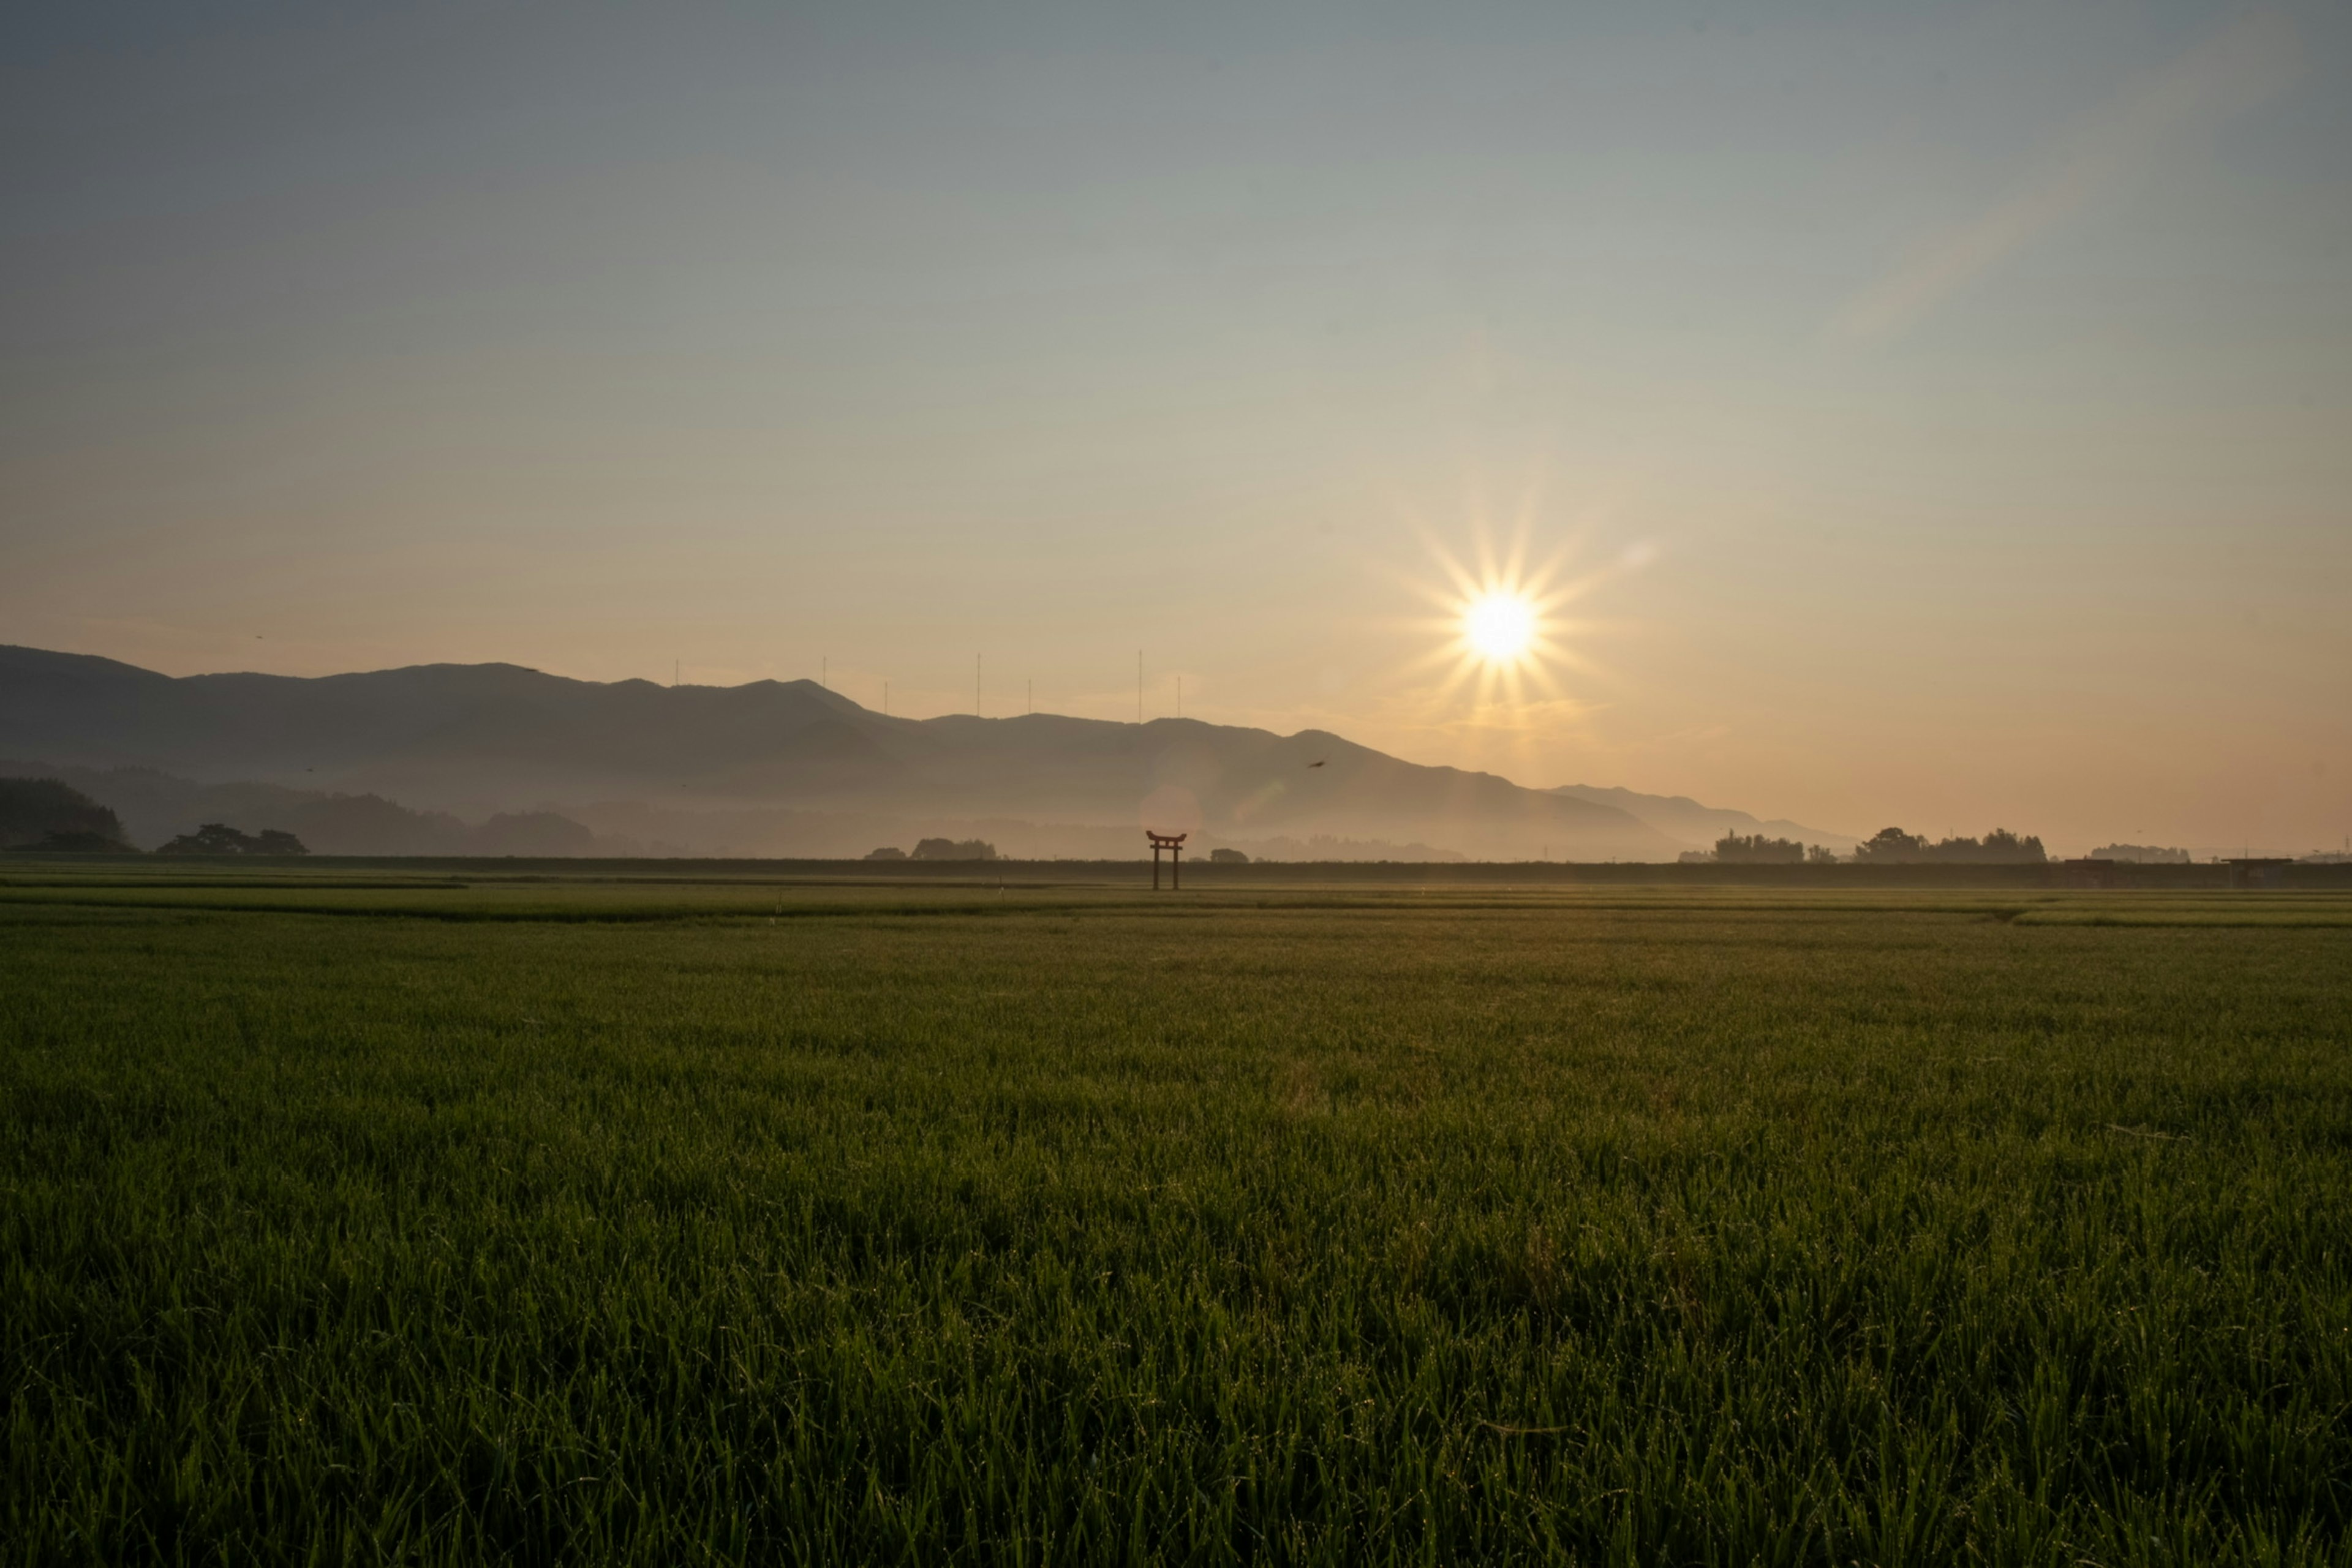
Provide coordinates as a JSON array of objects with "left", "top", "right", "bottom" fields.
[
  {"left": 1463, "top": 592, "right": 1537, "bottom": 666},
  {"left": 1382, "top": 514, "right": 1637, "bottom": 721}
]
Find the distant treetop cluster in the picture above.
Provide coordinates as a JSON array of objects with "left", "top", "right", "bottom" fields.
[
  {"left": 1850, "top": 827, "right": 2046, "bottom": 865},
  {"left": 1711, "top": 834, "right": 1840, "bottom": 865},
  {"left": 1694, "top": 827, "right": 2048, "bottom": 865},
  {"left": 157, "top": 824, "right": 309, "bottom": 857}
]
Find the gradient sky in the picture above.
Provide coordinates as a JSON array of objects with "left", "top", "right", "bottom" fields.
[{"left": 6, "top": 1, "right": 2348, "bottom": 853}]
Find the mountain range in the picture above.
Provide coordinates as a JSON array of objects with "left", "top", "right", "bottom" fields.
[{"left": 0, "top": 645, "right": 1852, "bottom": 860}]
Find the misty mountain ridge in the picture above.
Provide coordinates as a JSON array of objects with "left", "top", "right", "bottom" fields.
[
  {"left": 2, "top": 645, "right": 1831, "bottom": 860},
  {"left": 4, "top": 758, "right": 1481, "bottom": 862}
]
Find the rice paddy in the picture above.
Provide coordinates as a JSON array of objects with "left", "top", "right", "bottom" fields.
[{"left": 4, "top": 865, "right": 2348, "bottom": 1563}]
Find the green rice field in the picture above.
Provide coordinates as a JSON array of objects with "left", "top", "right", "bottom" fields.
[{"left": 4, "top": 864, "right": 2350, "bottom": 1564}]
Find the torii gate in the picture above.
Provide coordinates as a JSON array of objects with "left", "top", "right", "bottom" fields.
[{"left": 1147, "top": 830, "right": 1188, "bottom": 890}]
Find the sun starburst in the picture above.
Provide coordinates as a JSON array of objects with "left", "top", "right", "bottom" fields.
[
  {"left": 1352, "top": 472, "right": 1656, "bottom": 750},
  {"left": 1395, "top": 526, "right": 1596, "bottom": 714}
]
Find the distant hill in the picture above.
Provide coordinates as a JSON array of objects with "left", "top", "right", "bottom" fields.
[
  {"left": 1, "top": 645, "right": 1683, "bottom": 861},
  {"left": 1550, "top": 784, "right": 1856, "bottom": 854},
  {"left": 0, "top": 776, "right": 130, "bottom": 851}
]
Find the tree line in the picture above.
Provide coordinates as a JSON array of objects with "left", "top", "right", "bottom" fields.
[{"left": 1713, "top": 827, "right": 2047, "bottom": 865}]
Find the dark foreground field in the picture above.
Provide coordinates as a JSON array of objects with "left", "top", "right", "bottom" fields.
[{"left": 4, "top": 868, "right": 2350, "bottom": 1564}]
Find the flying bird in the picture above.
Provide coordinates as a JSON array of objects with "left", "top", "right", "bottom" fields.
[{"left": 1308, "top": 758, "right": 1326, "bottom": 769}]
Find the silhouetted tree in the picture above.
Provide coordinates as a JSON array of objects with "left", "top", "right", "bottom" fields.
[
  {"left": 1853, "top": 827, "right": 1930, "bottom": 864},
  {"left": 156, "top": 823, "right": 309, "bottom": 856},
  {"left": 1209, "top": 848, "right": 1250, "bottom": 864},
  {"left": 1852, "top": 826, "right": 2045, "bottom": 865},
  {"left": 1970, "top": 828, "right": 2046, "bottom": 864},
  {"left": 159, "top": 824, "right": 248, "bottom": 855},
  {"left": 864, "top": 846, "right": 908, "bottom": 860},
  {"left": 1714, "top": 833, "right": 1805, "bottom": 864},
  {"left": 1920, "top": 830, "right": 2047, "bottom": 864}
]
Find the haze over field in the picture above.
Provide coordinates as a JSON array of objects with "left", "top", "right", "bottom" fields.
[{"left": 3, "top": 2, "right": 2347, "bottom": 853}]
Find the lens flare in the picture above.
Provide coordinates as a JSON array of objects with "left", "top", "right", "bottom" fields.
[{"left": 1381, "top": 499, "right": 1650, "bottom": 731}]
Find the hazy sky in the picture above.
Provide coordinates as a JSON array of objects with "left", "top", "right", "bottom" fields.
[{"left": 6, "top": 1, "right": 2348, "bottom": 852}]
